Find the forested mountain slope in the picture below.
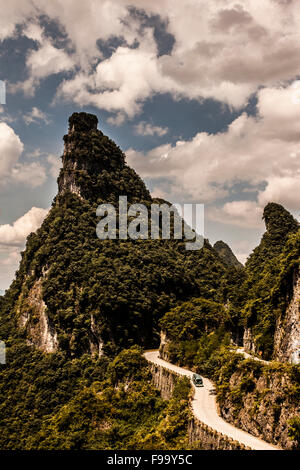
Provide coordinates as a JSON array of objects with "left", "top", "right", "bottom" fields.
[
  {"left": 0, "top": 112, "right": 228, "bottom": 449},
  {"left": 213, "top": 241, "right": 243, "bottom": 269},
  {"left": 0, "top": 113, "right": 298, "bottom": 450},
  {"left": 242, "top": 203, "right": 299, "bottom": 361},
  {"left": 0, "top": 112, "right": 226, "bottom": 357}
]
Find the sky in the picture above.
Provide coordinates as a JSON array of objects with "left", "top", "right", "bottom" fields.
[{"left": 0, "top": 0, "right": 300, "bottom": 291}]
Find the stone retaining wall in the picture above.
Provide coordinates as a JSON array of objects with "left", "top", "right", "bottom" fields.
[{"left": 147, "top": 360, "right": 247, "bottom": 450}]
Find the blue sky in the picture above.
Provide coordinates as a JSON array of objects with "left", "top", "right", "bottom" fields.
[{"left": 0, "top": 0, "right": 300, "bottom": 290}]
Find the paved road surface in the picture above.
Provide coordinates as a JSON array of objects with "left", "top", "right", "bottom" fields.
[
  {"left": 144, "top": 350, "right": 279, "bottom": 450},
  {"left": 236, "top": 347, "right": 270, "bottom": 365}
]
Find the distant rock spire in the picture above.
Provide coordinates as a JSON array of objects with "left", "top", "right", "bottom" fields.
[
  {"left": 57, "top": 111, "right": 147, "bottom": 203},
  {"left": 213, "top": 240, "right": 243, "bottom": 268}
]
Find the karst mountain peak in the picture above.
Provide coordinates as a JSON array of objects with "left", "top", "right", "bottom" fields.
[{"left": 57, "top": 111, "right": 150, "bottom": 204}]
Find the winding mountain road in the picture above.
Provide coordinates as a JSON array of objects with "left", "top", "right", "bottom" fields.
[
  {"left": 144, "top": 350, "right": 279, "bottom": 451},
  {"left": 236, "top": 347, "right": 270, "bottom": 365}
]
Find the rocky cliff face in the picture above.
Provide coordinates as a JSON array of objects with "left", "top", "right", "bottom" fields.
[
  {"left": 148, "top": 361, "right": 179, "bottom": 400},
  {"left": 18, "top": 277, "right": 58, "bottom": 353},
  {"left": 148, "top": 361, "right": 246, "bottom": 450},
  {"left": 242, "top": 327, "right": 256, "bottom": 354},
  {"left": 274, "top": 269, "right": 300, "bottom": 364},
  {"left": 218, "top": 362, "right": 299, "bottom": 449},
  {"left": 58, "top": 114, "right": 93, "bottom": 198}
]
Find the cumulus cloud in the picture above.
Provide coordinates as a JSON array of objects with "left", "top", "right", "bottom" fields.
[
  {"left": 208, "top": 201, "right": 264, "bottom": 229},
  {"left": 0, "top": 122, "right": 47, "bottom": 188},
  {"left": 16, "top": 41, "right": 75, "bottom": 96},
  {"left": 127, "top": 81, "right": 300, "bottom": 224},
  {"left": 0, "top": 207, "right": 49, "bottom": 246},
  {"left": 11, "top": 20, "right": 75, "bottom": 96},
  {"left": 134, "top": 121, "right": 169, "bottom": 137},
  {"left": 107, "top": 113, "right": 127, "bottom": 126},
  {"left": 56, "top": 31, "right": 168, "bottom": 118},
  {"left": 4, "top": 1, "right": 300, "bottom": 116},
  {"left": 22, "top": 22, "right": 44, "bottom": 43},
  {"left": 11, "top": 162, "right": 47, "bottom": 187},
  {"left": 33, "top": 0, "right": 133, "bottom": 66},
  {"left": 0, "top": 245, "right": 22, "bottom": 290},
  {"left": 23, "top": 107, "right": 51, "bottom": 125},
  {"left": 0, "top": 0, "right": 35, "bottom": 40},
  {"left": 0, "top": 207, "right": 49, "bottom": 289},
  {"left": 258, "top": 176, "right": 300, "bottom": 210},
  {"left": 27, "top": 42, "right": 74, "bottom": 79},
  {"left": 53, "top": 0, "right": 300, "bottom": 113},
  {"left": 0, "top": 122, "right": 24, "bottom": 181}
]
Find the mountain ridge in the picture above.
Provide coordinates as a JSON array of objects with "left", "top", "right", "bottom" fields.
[
  {"left": 1, "top": 112, "right": 227, "bottom": 357},
  {"left": 213, "top": 240, "right": 243, "bottom": 268},
  {"left": 0, "top": 112, "right": 299, "bottom": 450}
]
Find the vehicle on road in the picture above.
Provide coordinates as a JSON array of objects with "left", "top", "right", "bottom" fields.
[{"left": 192, "top": 373, "right": 204, "bottom": 387}]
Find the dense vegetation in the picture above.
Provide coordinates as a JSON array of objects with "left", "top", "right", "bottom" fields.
[
  {"left": 160, "top": 205, "right": 299, "bottom": 372},
  {"left": 0, "top": 345, "right": 192, "bottom": 449},
  {"left": 213, "top": 241, "right": 243, "bottom": 268},
  {"left": 0, "top": 112, "right": 225, "bottom": 449},
  {"left": 159, "top": 203, "right": 300, "bottom": 448},
  {"left": 242, "top": 204, "right": 299, "bottom": 358},
  {"left": 160, "top": 298, "right": 230, "bottom": 341},
  {"left": 160, "top": 326, "right": 300, "bottom": 448},
  {"left": 0, "top": 112, "right": 227, "bottom": 356},
  {"left": 0, "top": 113, "right": 299, "bottom": 449}
]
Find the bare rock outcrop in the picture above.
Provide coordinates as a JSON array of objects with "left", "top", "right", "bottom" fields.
[
  {"left": 274, "top": 269, "right": 300, "bottom": 364},
  {"left": 18, "top": 278, "right": 58, "bottom": 353}
]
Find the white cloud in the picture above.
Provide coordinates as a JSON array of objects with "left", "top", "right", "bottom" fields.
[
  {"left": 23, "top": 150, "right": 61, "bottom": 180},
  {"left": 22, "top": 22, "right": 44, "bottom": 43},
  {"left": 56, "top": 31, "right": 167, "bottom": 118},
  {"left": 0, "top": 123, "right": 47, "bottom": 188},
  {"left": 12, "top": 22, "right": 75, "bottom": 96},
  {"left": 0, "top": 207, "right": 49, "bottom": 246},
  {"left": 0, "top": 245, "right": 22, "bottom": 290},
  {"left": 34, "top": 0, "right": 133, "bottom": 66},
  {"left": 6, "top": 1, "right": 300, "bottom": 116},
  {"left": 126, "top": 82, "right": 300, "bottom": 212},
  {"left": 27, "top": 42, "right": 74, "bottom": 79},
  {"left": 208, "top": 201, "right": 264, "bottom": 229},
  {"left": 134, "top": 121, "right": 169, "bottom": 137},
  {"left": 11, "top": 162, "right": 47, "bottom": 188},
  {"left": 52, "top": 0, "right": 300, "bottom": 114},
  {"left": 0, "top": 207, "right": 49, "bottom": 289},
  {"left": 0, "top": 122, "right": 24, "bottom": 181},
  {"left": 258, "top": 175, "right": 300, "bottom": 210},
  {"left": 0, "top": 0, "right": 35, "bottom": 40},
  {"left": 106, "top": 113, "right": 126, "bottom": 126},
  {"left": 23, "top": 107, "right": 51, "bottom": 125},
  {"left": 26, "top": 148, "right": 43, "bottom": 159}
]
